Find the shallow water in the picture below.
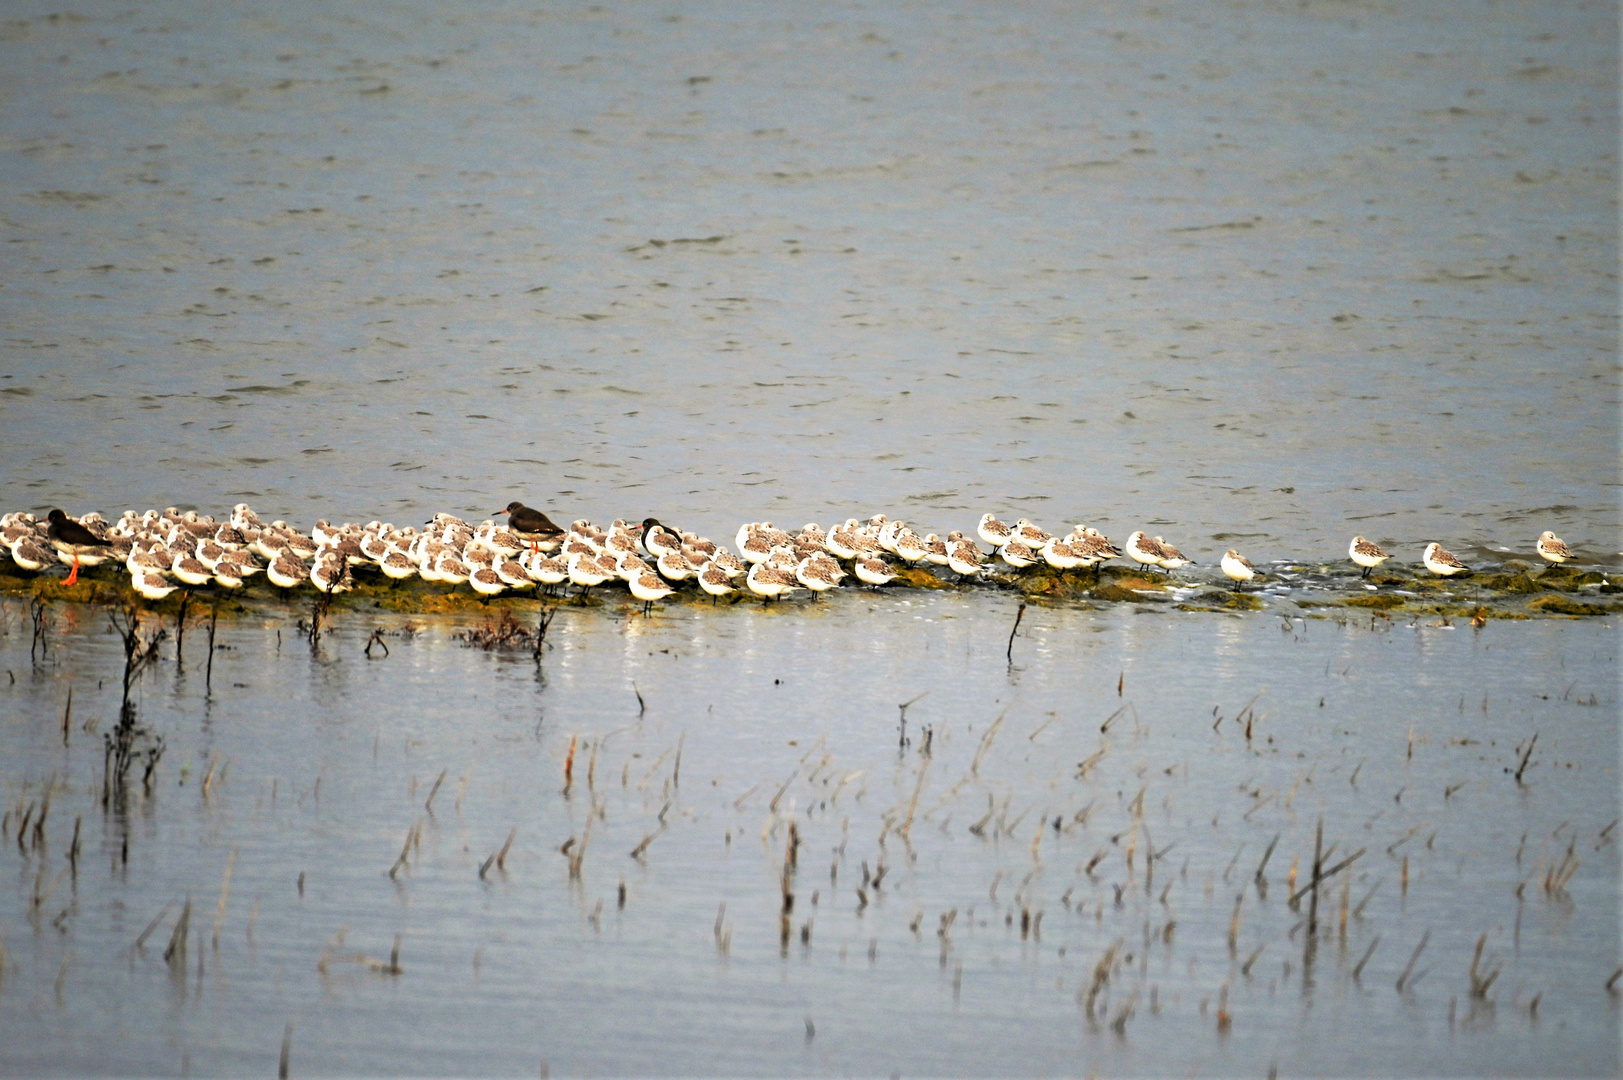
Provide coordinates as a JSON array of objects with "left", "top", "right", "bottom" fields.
[
  {"left": 0, "top": 0, "right": 1618, "bottom": 562},
  {"left": 0, "top": 598, "right": 1616, "bottom": 1076},
  {"left": 1, "top": 1, "right": 1620, "bottom": 1075}
]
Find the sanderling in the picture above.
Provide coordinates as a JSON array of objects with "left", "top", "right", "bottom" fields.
[
  {"left": 566, "top": 550, "right": 610, "bottom": 594},
  {"left": 267, "top": 555, "right": 308, "bottom": 590},
  {"left": 469, "top": 566, "right": 507, "bottom": 597},
  {"left": 824, "top": 520, "right": 863, "bottom": 560},
  {"left": 523, "top": 552, "right": 569, "bottom": 592},
  {"left": 923, "top": 534, "right": 951, "bottom": 567},
  {"left": 710, "top": 550, "right": 746, "bottom": 578},
  {"left": 1014, "top": 519, "right": 1052, "bottom": 547},
  {"left": 795, "top": 555, "right": 843, "bottom": 596},
  {"left": 696, "top": 561, "right": 737, "bottom": 602},
  {"left": 1348, "top": 536, "right": 1390, "bottom": 578},
  {"left": 853, "top": 557, "right": 898, "bottom": 587},
  {"left": 212, "top": 564, "right": 245, "bottom": 590},
  {"left": 1040, "top": 538, "right": 1086, "bottom": 570},
  {"left": 894, "top": 529, "right": 930, "bottom": 563},
  {"left": 977, "top": 514, "right": 1015, "bottom": 549},
  {"left": 171, "top": 551, "right": 213, "bottom": 587},
  {"left": 311, "top": 556, "right": 354, "bottom": 594},
  {"left": 1124, "top": 531, "right": 1165, "bottom": 570},
  {"left": 999, "top": 539, "right": 1039, "bottom": 569},
  {"left": 746, "top": 561, "right": 800, "bottom": 601},
  {"left": 380, "top": 550, "right": 418, "bottom": 580},
  {"left": 630, "top": 570, "right": 675, "bottom": 614},
  {"left": 132, "top": 570, "right": 178, "bottom": 600},
  {"left": 1536, "top": 531, "right": 1575, "bottom": 564},
  {"left": 1220, "top": 549, "right": 1258, "bottom": 584},
  {"left": 7, "top": 537, "right": 52, "bottom": 572},
  {"left": 434, "top": 553, "right": 471, "bottom": 586},
  {"left": 1152, "top": 536, "right": 1191, "bottom": 571},
  {"left": 1422, "top": 542, "right": 1470, "bottom": 577},
  {"left": 946, "top": 538, "right": 984, "bottom": 578},
  {"left": 656, "top": 549, "right": 697, "bottom": 582}
]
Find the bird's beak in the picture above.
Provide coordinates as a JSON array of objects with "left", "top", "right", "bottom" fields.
[{"left": 494, "top": 509, "right": 508, "bottom": 515}]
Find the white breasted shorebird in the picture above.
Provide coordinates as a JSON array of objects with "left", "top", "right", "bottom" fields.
[
  {"left": 999, "top": 539, "right": 1039, "bottom": 569},
  {"left": 746, "top": 561, "right": 800, "bottom": 601},
  {"left": 565, "top": 550, "right": 610, "bottom": 598},
  {"left": 1124, "top": 531, "right": 1165, "bottom": 571},
  {"left": 696, "top": 561, "right": 737, "bottom": 602},
  {"left": 1348, "top": 536, "right": 1390, "bottom": 578},
  {"left": 1220, "top": 549, "right": 1258, "bottom": 585},
  {"left": 853, "top": 557, "right": 897, "bottom": 587},
  {"left": 629, "top": 570, "right": 675, "bottom": 614},
  {"left": 434, "top": 553, "right": 471, "bottom": 586},
  {"left": 522, "top": 551, "right": 569, "bottom": 592},
  {"left": 894, "top": 529, "right": 930, "bottom": 563},
  {"left": 132, "top": 570, "right": 178, "bottom": 600},
  {"left": 1422, "top": 542, "right": 1470, "bottom": 577},
  {"left": 1013, "top": 519, "right": 1051, "bottom": 547},
  {"left": 468, "top": 565, "right": 506, "bottom": 597},
  {"left": 266, "top": 554, "right": 308, "bottom": 591},
  {"left": 1038, "top": 538, "right": 1081, "bottom": 570},
  {"left": 1536, "top": 531, "right": 1575, "bottom": 564},
  {"left": 656, "top": 549, "right": 697, "bottom": 582},
  {"left": 977, "top": 513, "right": 1014, "bottom": 549},
  {"left": 1152, "top": 536, "right": 1191, "bottom": 571},
  {"left": 380, "top": 550, "right": 418, "bottom": 580},
  {"left": 8, "top": 536, "right": 52, "bottom": 573},
  {"left": 171, "top": 551, "right": 213, "bottom": 587},
  {"left": 946, "top": 537, "right": 984, "bottom": 578},
  {"left": 795, "top": 555, "right": 843, "bottom": 596}
]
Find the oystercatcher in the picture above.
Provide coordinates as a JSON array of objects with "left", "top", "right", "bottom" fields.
[
  {"left": 495, "top": 502, "right": 564, "bottom": 552},
  {"left": 46, "top": 509, "right": 112, "bottom": 586}
]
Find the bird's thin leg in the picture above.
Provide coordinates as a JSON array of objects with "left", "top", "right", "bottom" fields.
[{"left": 64, "top": 554, "right": 81, "bottom": 587}]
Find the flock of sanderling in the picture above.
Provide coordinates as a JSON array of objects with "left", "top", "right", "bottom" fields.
[{"left": 0, "top": 501, "right": 1586, "bottom": 609}]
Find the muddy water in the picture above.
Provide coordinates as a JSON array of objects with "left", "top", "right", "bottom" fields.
[
  {"left": 0, "top": 599, "right": 1616, "bottom": 1075},
  {"left": 0, "top": 0, "right": 1617, "bottom": 563}
]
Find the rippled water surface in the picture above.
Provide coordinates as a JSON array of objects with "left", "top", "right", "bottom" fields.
[
  {"left": 1, "top": 1, "right": 1620, "bottom": 1075},
  {"left": 0, "top": 0, "right": 1617, "bottom": 560},
  {"left": 0, "top": 600, "right": 1618, "bottom": 1076}
]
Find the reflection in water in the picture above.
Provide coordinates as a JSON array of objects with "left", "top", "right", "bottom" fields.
[{"left": 0, "top": 600, "right": 1613, "bottom": 1075}]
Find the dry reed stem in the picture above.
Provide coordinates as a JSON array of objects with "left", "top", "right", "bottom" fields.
[
  {"left": 1396, "top": 930, "right": 1430, "bottom": 993},
  {"left": 211, "top": 847, "right": 238, "bottom": 950}
]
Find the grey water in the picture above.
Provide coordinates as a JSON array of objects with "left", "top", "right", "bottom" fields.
[
  {"left": 0, "top": 599, "right": 1618, "bottom": 1076},
  {"left": 1, "top": 0, "right": 1620, "bottom": 1076},
  {"left": 0, "top": 0, "right": 1617, "bottom": 562}
]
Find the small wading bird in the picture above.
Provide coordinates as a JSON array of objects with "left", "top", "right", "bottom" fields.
[
  {"left": 1422, "top": 542, "right": 1470, "bottom": 577},
  {"left": 46, "top": 509, "right": 113, "bottom": 586},
  {"left": 1348, "top": 536, "right": 1390, "bottom": 579},
  {"left": 1220, "top": 549, "right": 1259, "bottom": 586},
  {"left": 1536, "top": 531, "right": 1575, "bottom": 565}
]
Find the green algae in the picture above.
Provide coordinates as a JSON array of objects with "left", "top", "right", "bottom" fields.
[
  {"left": 1526, "top": 594, "right": 1617, "bottom": 617},
  {"left": 1177, "top": 589, "right": 1264, "bottom": 612},
  {"left": 1342, "top": 594, "right": 1407, "bottom": 610}
]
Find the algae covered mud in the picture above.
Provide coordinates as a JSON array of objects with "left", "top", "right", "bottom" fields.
[{"left": 0, "top": 593, "right": 1617, "bottom": 1076}]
